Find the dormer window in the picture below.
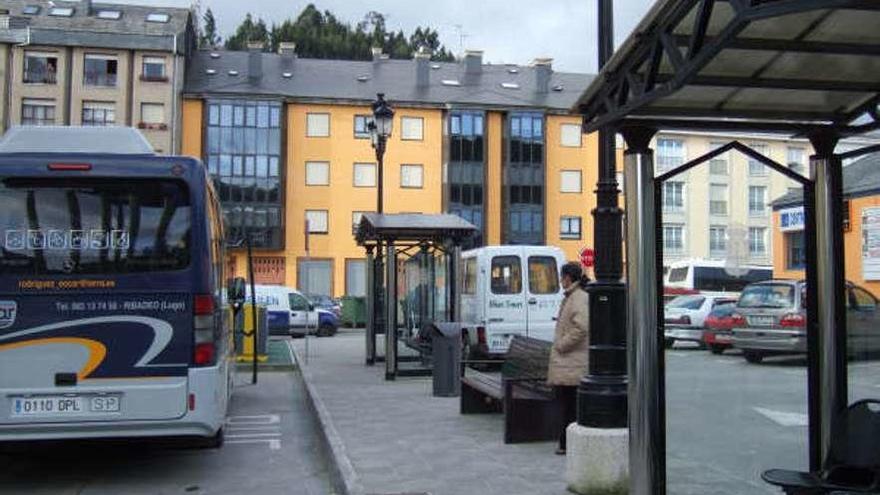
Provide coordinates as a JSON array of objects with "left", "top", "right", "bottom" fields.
[
  {"left": 146, "top": 13, "right": 170, "bottom": 23},
  {"left": 441, "top": 79, "right": 461, "bottom": 87},
  {"left": 49, "top": 7, "right": 74, "bottom": 17},
  {"left": 501, "top": 82, "right": 520, "bottom": 89},
  {"left": 96, "top": 10, "right": 122, "bottom": 20},
  {"left": 22, "top": 5, "right": 40, "bottom": 15}
]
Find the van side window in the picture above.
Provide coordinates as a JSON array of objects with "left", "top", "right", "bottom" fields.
[
  {"left": 463, "top": 258, "right": 477, "bottom": 295},
  {"left": 528, "top": 256, "right": 559, "bottom": 294},
  {"left": 290, "top": 293, "right": 310, "bottom": 311},
  {"left": 852, "top": 287, "right": 877, "bottom": 311},
  {"left": 491, "top": 256, "right": 522, "bottom": 295}
]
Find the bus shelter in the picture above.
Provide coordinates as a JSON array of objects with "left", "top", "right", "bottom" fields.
[
  {"left": 574, "top": 1, "right": 880, "bottom": 492},
  {"left": 355, "top": 213, "right": 476, "bottom": 380}
]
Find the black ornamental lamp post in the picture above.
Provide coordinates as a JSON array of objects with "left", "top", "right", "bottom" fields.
[
  {"left": 577, "top": 0, "right": 628, "bottom": 429},
  {"left": 368, "top": 93, "right": 395, "bottom": 214}
]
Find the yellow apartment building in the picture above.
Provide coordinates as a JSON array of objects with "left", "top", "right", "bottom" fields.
[{"left": 182, "top": 47, "right": 602, "bottom": 296}]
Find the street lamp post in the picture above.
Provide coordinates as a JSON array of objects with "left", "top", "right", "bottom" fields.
[
  {"left": 577, "top": 0, "right": 628, "bottom": 428},
  {"left": 369, "top": 93, "right": 395, "bottom": 214}
]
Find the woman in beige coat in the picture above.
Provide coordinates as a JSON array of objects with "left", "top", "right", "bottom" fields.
[{"left": 548, "top": 262, "right": 590, "bottom": 455}]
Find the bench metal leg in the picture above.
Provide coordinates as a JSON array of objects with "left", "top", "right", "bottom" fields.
[{"left": 460, "top": 384, "right": 502, "bottom": 414}]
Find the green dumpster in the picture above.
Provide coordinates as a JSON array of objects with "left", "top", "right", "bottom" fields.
[{"left": 341, "top": 296, "right": 366, "bottom": 328}]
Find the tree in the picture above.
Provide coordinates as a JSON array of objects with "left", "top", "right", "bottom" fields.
[
  {"left": 225, "top": 13, "right": 270, "bottom": 51},
  {"left": 200, "top": 8, "right": 221, "bottom": 48},
  {"left": 222, "top": 4, "right": 456, "bottom": 62}
]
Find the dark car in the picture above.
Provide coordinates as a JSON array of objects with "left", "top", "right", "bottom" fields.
[
  {"left": 308, "top": 293, "right": 342, "bottom": 318},
  {"left": 702, "top": 302, "right": 738, "bottom": 355}
]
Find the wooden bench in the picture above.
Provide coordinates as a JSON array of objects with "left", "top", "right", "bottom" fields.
[{"left": 460, "top": 335, "right": 562, "bottom": 444}]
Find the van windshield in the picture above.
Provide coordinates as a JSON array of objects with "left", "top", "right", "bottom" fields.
[
  {"left": 0, "top": 178, "right": 190, "bottom": 275},
  {"left": 739, "top": 284, "right": 796, "bottom": 309}
]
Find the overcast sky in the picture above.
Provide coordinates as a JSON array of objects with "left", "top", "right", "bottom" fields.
[{"left": 114, "top": 0, "right": 655, "bottom": 73}]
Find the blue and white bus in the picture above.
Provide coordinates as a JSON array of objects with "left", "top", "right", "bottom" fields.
[{"left": 0, "top": 128, "right": 232, "bottom": 447}]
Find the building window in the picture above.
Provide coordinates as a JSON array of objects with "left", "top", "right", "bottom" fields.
[
  {"left": 709, "top": 226, "right": 727, "bottom": 257},
  {"left": 844, "top": 200, "right": 851, "bottom": 232},
  {"left": 657, "top": 138, "right": 684, "bottom": 171},
  {"left": 82, "top": 101, "right": 115, "bottom": 126},
  {"left": 307, "top": 113, "right": 330, "bottom": 137},
  {"left": 206, "top": 99, "right": 284, "bottom": 249},
  {"left": 298, "top": 259, "right": 333, "bottom": 297},
  {"left": 353, "top": 163, "right": 377, "bottom": 187},
  {"left": 305, "top": 161, "right": 330, "bottom": 186},
  {"left": 400, "top": 164, "right": 424, "bottom": 188},
  {"left": 305, "top": 210, "right": 329, "bottom": 234},
  {"left": 786, "top": 231, "right": 806, "bottom": 270},
  {"left": 449, "top": 110, "right": 486, "bottom": 248},
  {"left": 749, "top": 227, "right": 767, "bottom": 256},
  {"left": 21, "top": 99, "right": 55, "bottom": 126},
  {"left": 23, "top": 51, "right": 58, "bottom": 84},
  {"left": 560, "top": 124, "right": 582, "bottom": 147},
  {"left": 709, "top": 142, "right": 728, "bottom": 175},
  {"left": 560, "top": 170, "right": 582, "bottom": 193},
  {"left": 505, "top": 112, "right": 544, "bottom": 245},
  {"left": 710, "top": 184, "right": 728, "bottom": 216},
  {"left": 141, "top": 56, "right": 167, "bottom": 81},
  {"left": 749, "top": 186, "right": 767, "bottom": 216},
  {"left": 354, "top": 115, "right": 371, "bottom": 139},
  {"left": 401, "top": 116, "right": 424, "bottom": 141},
  {"left": 560, "top": 216, "right": 582, "bottom": 240},
  {"left": 748, "top": 143, "right": 769, "bottom": 176},
  {"left": 83, "top": 54, "right": 118, "bottom": 87},
  {"left": 787, "top": 147, "right": 806, "bottom": 175},
  {"left": 663, "top": 224, "right": 684, "bottom": 253},
  {"left": 662, "top": 181, "right": 684, "bottom": 212},
  {"left": 139, "top": 103, "right": 165, "bottom": 129},
  {"left": 346, "top": 259, "right": 367, "bottom": 297}
]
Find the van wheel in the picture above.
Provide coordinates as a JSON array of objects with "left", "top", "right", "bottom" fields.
[
  {"left": 709, "top": 344, "right": 725, "bottom": 355},
  {"left": 744, "top": 351, "right": 764, "bottom": 364},
  {"left": 194, "top": 428, "right": 224, "bottom": 449},
  {"left": 317, "top": 324, "right": 335, "bottom": 337},
  {"left": 664, "top": 338, "right": 675, "bottom": 349}
]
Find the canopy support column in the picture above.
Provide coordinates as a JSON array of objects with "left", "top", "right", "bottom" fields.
[
  {"left": 810, "top": 132, "right": 847, "bottom": 465},
  {"left": 622, "top": 126, "right": 663, "bottom": 495},
  {"left": 385, "top": 242, "right": 398, "bottom": 381},
  {"left": 365, "top": 245, "right": 376, "bottom": 365}
]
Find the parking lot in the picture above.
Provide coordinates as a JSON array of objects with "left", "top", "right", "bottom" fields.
[{"left": 0, "top": 370, "right": 333, "bottom": 495}]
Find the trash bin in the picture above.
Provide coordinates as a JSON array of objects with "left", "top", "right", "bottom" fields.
[
  {"left": 341, "top": 296, "right": 366, "bottom": 327},
  {"left": 431, "top": 322, "right": 462, "bottom": 397}
]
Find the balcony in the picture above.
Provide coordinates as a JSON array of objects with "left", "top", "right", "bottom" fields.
[
  {"left": 24, "top": 69, "right": 56, "bottom": 84},
  {"left": 84, "top": 72, "right": 117, "bottom": 87}
]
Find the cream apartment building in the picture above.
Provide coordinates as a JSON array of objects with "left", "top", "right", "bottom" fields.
[
  {"left": 0, "top": 0, "right": 193, "bottom": 153},
  {"left": 654, "top": 131, "right": 875, "bottom": 267}
]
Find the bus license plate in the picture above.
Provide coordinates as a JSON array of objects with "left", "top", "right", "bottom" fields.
[
  {"left": 11, "top": 396, "right": 121, "bottom": 417},
  {"left": 11, "top": 397, "right": 84, "bottom": 416}
]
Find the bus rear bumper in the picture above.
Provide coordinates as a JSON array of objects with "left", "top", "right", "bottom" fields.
[{"left": 0, "top": 417, "right": 220, "bottom": 442}]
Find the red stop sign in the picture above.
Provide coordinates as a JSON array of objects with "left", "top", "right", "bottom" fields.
[{"left": 580, "top": 248, "right": 595, "bottom": 268}]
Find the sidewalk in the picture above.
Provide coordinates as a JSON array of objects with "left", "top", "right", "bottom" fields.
[{"left": 292, "top": 330, "right": 568, "bottom": 495}]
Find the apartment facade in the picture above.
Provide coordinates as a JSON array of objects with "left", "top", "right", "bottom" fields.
[
  {"left": 0, "top": 0, "right": 193, "bottom": 153},
  {"left": 181, "top": 48, "right": 602, "bottom": 296}
]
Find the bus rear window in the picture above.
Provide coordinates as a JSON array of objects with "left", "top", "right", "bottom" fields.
[
  {"left": 668, "top": 267, "right": 689, "bottom": 283},
  {"left": 0, "top": 178, "right": 191, "bottom": 275}
]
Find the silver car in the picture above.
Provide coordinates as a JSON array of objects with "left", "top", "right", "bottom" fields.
[{"left": 732, "top": 280, "right": 880, "bottom": 363}]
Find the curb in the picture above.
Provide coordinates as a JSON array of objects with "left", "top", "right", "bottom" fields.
[{"left": 289, "top": 341, "right": 364, "bottom": 495}]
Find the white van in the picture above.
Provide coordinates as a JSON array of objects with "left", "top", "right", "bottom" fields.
[
  {"left": 246, "top": 285, "right": 339, "bottom": 337},
  {"left": 460, "top": 246, "right": 566, "bottom": 357}
]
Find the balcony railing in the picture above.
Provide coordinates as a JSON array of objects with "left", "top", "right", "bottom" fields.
[
  {"left": 84, "top": 72, "right": 117, "bottom": 87},
  {"left": 24, "top": 70, "right": 56, "bottom": 84}
]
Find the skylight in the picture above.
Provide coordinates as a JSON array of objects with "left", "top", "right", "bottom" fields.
[
  {"left": 441, "top": 79, "right": 460, "bottom": 87},
  {"left": 552, "top": 85, "right": 564, "bottom": 92},
  {"left": 49, "top": 7, "right": 74, "bottom": 17},
  {"left": 206, "top": 69, "right": 217, "bottom": 75},
  {"left": 146, "top": 13, "right": 170, "bottom": 23},
  {"left": 431, "top": 64, "right": 441, "bottom": 70},
  {"left": 209, "top": 52, "right": 221, "bottom": 59},
  {"left": 282, "top": 72, "right": 293, "bottom": 79},
  {"left": 501, "top": 82, "right": 520, "bottom": 89},
  {"left": 22, "top": 5, "right": 40, "bottom": 15},
  {"left": 356, "top": 74, "right": 370, "bottom": 82},
  {"left": 508, "top": 68, "right": 519, "bottom": 74},
  {"left": 227, "top": 70, "right": 239, "bottom": 76},
  {"left": 96, "top": 10, "right": 122, "bottom": 20}
]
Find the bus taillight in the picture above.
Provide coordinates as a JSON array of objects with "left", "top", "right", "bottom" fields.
[
  {"left": 48, "top": 163, "right": 92, "bottom": 171},
  {"left": 193, "top": 294, "right": 216, "bottom": 367}
]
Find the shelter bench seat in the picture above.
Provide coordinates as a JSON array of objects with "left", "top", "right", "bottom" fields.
[{"left": 460, "top": 335, "right": 562, "bottom": 444}]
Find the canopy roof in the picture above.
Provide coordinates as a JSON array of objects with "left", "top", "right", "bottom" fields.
[
  {"left": 355, "top": 213, "right": 477, "bottom": 245},
  {"left": 574, "top": 0, "right": 880, "bottom": 136}
]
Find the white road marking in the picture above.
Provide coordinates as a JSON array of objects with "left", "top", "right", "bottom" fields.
[
  {"left": 225, "top": 414, "right": 283, "bottom": 450},
  {"left": 753, "top": 407, "right": 809, "bottom": 427}
]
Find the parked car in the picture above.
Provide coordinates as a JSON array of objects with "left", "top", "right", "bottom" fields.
[
  {"left": 664, "top": 294, "right": 738, "bottom": 349},
  {"left": 732, "top": 280, "right": 880, "bottom": 363},
  {"left": 702, "top": 302, "right": 738, "bottom": 355},
  {"left": 308, "top": 293, "right": 342, "bottom": 318}
]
